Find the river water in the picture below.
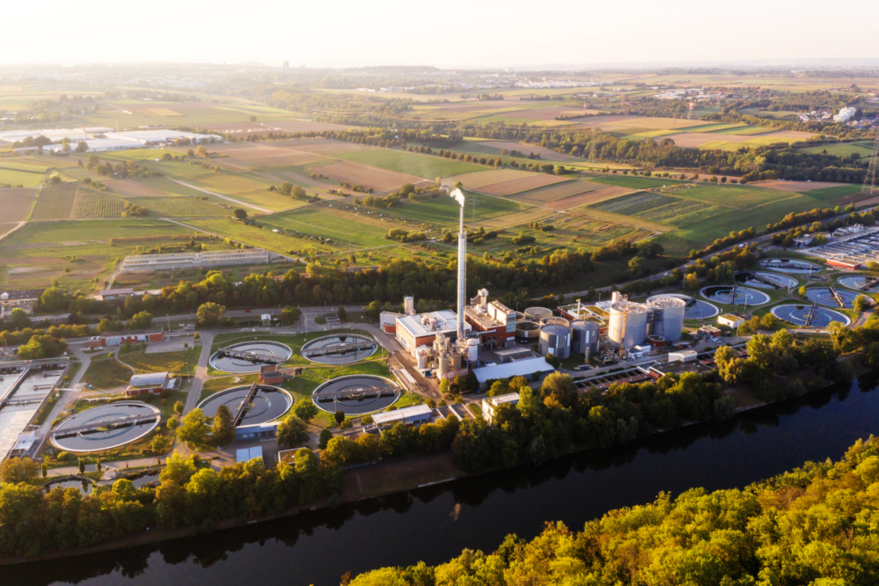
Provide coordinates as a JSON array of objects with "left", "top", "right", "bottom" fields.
[{"left": 5, "top": 372, "right": 879, "bottom": 586}]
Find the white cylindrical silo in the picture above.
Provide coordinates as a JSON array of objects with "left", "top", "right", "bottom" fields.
[
  {"left": 467, "top": 338, "right": 479, "bottom": 362},
  {"left": 404, "top": 296, "right": 415, "bottom": 315},
  {"left": 647, "top": 296, "right": 686, "bottom": 342},
  {"left": 416, "top": 348, "right": 429, "bottom": 369},
  {"left": 608, "top": 301, "right": 649, "bottom": 349}
]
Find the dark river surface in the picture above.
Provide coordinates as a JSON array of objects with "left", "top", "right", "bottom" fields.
[{"left": 5, "top": 372, "right": 879, "bottom": 586}]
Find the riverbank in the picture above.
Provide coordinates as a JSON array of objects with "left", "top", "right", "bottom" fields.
[{"left": 0, "top": 355, "right": 867, "bottom": 567}]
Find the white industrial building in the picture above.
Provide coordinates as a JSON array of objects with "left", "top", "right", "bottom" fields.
[
  {"left": 120, "top": 249, "right": 272, "bottom": 272},
  {"left": 482, "top": 392, "right": 520, "bottom": 425},
  {"left": 395, "top": 310, "right": 467, "bottom": 355},
  {"left": 3, "top": 127, "right": 220, "bottom": 154},
  {"left": 833, "top": 107, "right": 857, "bottom": 123}
]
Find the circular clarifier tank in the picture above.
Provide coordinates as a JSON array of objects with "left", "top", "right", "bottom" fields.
[
  {"left": 197, "top": 385, "right": 292, "bottom": 427},
  {"left": 210, "top": 341, "right": 293, "bottom": 374},
  {"left": 838, "top": 275, "right": 879, "bottom": 293},
  {"left": 312, "top": 375, "right": 400, "bottom": 416},
  {"left": 735, "top": 271, "right": 798, "bottom": 290},
  {"left": 771, "top": 304, "right": 851, "bottom": 328},
  {"left": 759, "top": 258, "right": 822, "bottom": 274},
  {"left": 50, "top": 401, "right": 161, "bottom": 453},
  {"left": 700, "top": 285, "right": 770, "bottom": 306},
  {"left": 300, "top": 334, "right": 378, "bottom": 365},
  {"left": 803, "top": 287, "right": 862, "bottom": 309}
]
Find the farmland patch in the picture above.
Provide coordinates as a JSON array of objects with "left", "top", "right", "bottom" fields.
[
  {"left": 0, "top": 187, "right": 36, "bottom": 222},
  {"left": 335, "top": 149, "right": 483, "bottom": 178},
  {"left": 478, "top": 174, "right": 570, "bottom": 196}
]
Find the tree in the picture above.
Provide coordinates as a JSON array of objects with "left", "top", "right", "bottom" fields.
[
  {"left": 9, "top": 307, "right": 29, "bottom": 330},
  {"left": 173, "top": 401, "right": 184, "bottom": 415},
  {"left": 323, "top": 436, "right": 356, "bottom": 466},
  {"left": 291, "top": 397, "right": 318, "bottom": 423},
  {"left": 249, "top": 115, "right": 257, "bottom": 122},
  {"left": 211, "top": 405, "right": 235, "bottom": 446},
  {"left": 159, "top": 451, "right": 198, "bottom": 485},
  {"left": 337, "top": 306, "right": 348, "bottom": 321},
  {"left": 129, "top": 311, "right": 153, "bottom": 330},
  {"left": 279, "top": 307, "right": 302, "bottom": 326},
  {"left": 318, "top": 428, "right": 333, "bottom": 449},
  {"left": 39, "top": 287, "right": 69, "bottom": 312},
  {"left": 177, "top": 408, "right": 208, "bottom": 446},
  {"left": 76, "top": 141, "right": 88, "bottom": 153},
  {"left": 854, "top": 295, "right": 871, "bottom": 312},
  {"left": 0, "top": 457, "right": 38, "bottom": 484},
  {"left": 684, "top": 273, "right": 700, "bottom": 291},
  {"left": 760, "top": 313, "right": 779, "bottom": 330},
  {"left": 196, "top": 145, "right": 208, "bottom": 158},
  {"left": 233, "top": 208, "right": 248, "bottom": 220},
  {"left": 334, "top": 410, "right": 346, "bottom": 425},
  {"left": 277, "top": 415, "right": 310, "bottom": 449},
  {"left": 196, "top": 302, "right": 225, "bottom": 327}
]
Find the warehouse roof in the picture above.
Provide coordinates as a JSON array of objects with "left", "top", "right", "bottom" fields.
[
  {"left": 372, "top": 404, "right": 432, "bottom": 425},
  {"left": 472, "top": 357, "right": 555, "bottom": 383},
  {"left": 396, "top": 310, "right": 467, "bottom": 339},
  {"left": 128, "top": 372, "right": 170, "bottom": 388}
]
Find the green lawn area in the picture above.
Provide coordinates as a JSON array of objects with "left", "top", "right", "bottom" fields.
[
  {"left": 800, "top": 141, "right": 876, "bottom": 158},
  {"left": 81, "top": 357, "right": 133, "bottom": 390},
  {"left": 0, "top": 167, "right": 44, "bottom": 188},
  {"left": 186, "top": 217, "right": 314, "bottom": 255},
  {"left": 261, "top": 205, "right": 391, "bottom": 248},
  {"left": 198, "top": 374, "right": 259, "bottom": 403},
  {"left": 118, "top": 346, "right": 200, "bottom": 375},
  {"left": 592, "top": 175, "right": 684, "bottom": 189},
  {"left": 335, "top": 149, "right": 485, "bottom": 179}
]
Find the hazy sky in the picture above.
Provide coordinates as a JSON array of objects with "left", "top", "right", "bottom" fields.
[{"left": 6, "top": 0, "right": 879, "bottom": 68}]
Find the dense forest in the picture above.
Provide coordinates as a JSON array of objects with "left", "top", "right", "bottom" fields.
[{"left": 348, "top": 433, "right": 879, "bottom": 586}]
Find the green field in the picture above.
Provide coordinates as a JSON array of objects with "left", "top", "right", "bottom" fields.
[
  {"left": 668, "top": 184, "right": 784, "bottom": 209},
  {"left": 262, "top": 205, "right": 391, "bottom": 248},
  {"left": 118, "top": 346, "right": 200, "bottom": 375},
  {"left": 592, "top": 175, "right": 684, "bottom": 189},
  {"left": 590, "top": 191, "right": 722, "bottom": 227},
  {"left": 0, "top": 219, "right": 210, "bottom": 291},
  {"left": 805, "top": 184, "right": 866, "bottom": 201},
  {"left": 335, "top": 149, "right": 484, "bottom": 179},
  {"left": 382, "top": 189, "right": 529, "bottom": 227},
  {"left": 131, "top": 196, "right": 229, "bottom": 218},
  {"left": 800, "top": 141, "right": 877, "bottom": 158},
  {"left": 0, "top": 167, "right": 44, "bottom": 188}
]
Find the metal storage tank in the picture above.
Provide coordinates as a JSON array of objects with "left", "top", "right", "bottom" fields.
[
  {"left": 608, "top": 300, "right": 649, "bottom": 349},
  {"left": 571, "top": 320, "right": 600, "bottom": 356},
  {"left": 515, "top": 320, "right": 541, "bottom": 342},
  {"left": 647, "top": 296, "right": 686, "bottom": 342},
  {"left": 524, "top": 307, "right": 553, "bottom": 322},
  {"left": 539, "top": 324, "right": 571, "bottom": 359},
  {"left": 515, "top": 311, "right": 526, "bottom": 322}
]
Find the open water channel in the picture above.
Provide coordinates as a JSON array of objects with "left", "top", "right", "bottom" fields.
[{"left": 5, "top": 372, "right": 879, "bottom": 586}]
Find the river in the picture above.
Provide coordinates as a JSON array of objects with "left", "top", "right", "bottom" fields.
[{"left": 5, "top": 372, "right": 879, "bottom": 586}]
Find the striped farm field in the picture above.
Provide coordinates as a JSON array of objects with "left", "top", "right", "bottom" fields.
[
  {"left": 510, "top": 179, "right": 601, "bottom": 204},
  {"left": 479, "top": 173, "right": 570, "bottom": 196},
  {"left": 335, "top": 149, "right": 484, "bottom": 178},
  {"left": 30, "top": 183, "right": 78, "bottom": 220},
  {"left": 72, "top": 187, "right": 126, "bottom": 218},
  {"left": 443, "top": 169, "right": 532, "bottom": 190}
]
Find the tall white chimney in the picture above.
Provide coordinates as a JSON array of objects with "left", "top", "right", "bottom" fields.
[{"left": 450, "top": 188, "right": 466, "bottom": 340}]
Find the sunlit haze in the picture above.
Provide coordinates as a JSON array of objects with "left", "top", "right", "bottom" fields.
[{"left": 5, "top": 0, "right": 879, "bottom": 67}]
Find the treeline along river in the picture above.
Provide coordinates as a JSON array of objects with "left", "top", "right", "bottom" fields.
[{"left": 4, "top": 372, "right": 879, "bottom": 586}]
